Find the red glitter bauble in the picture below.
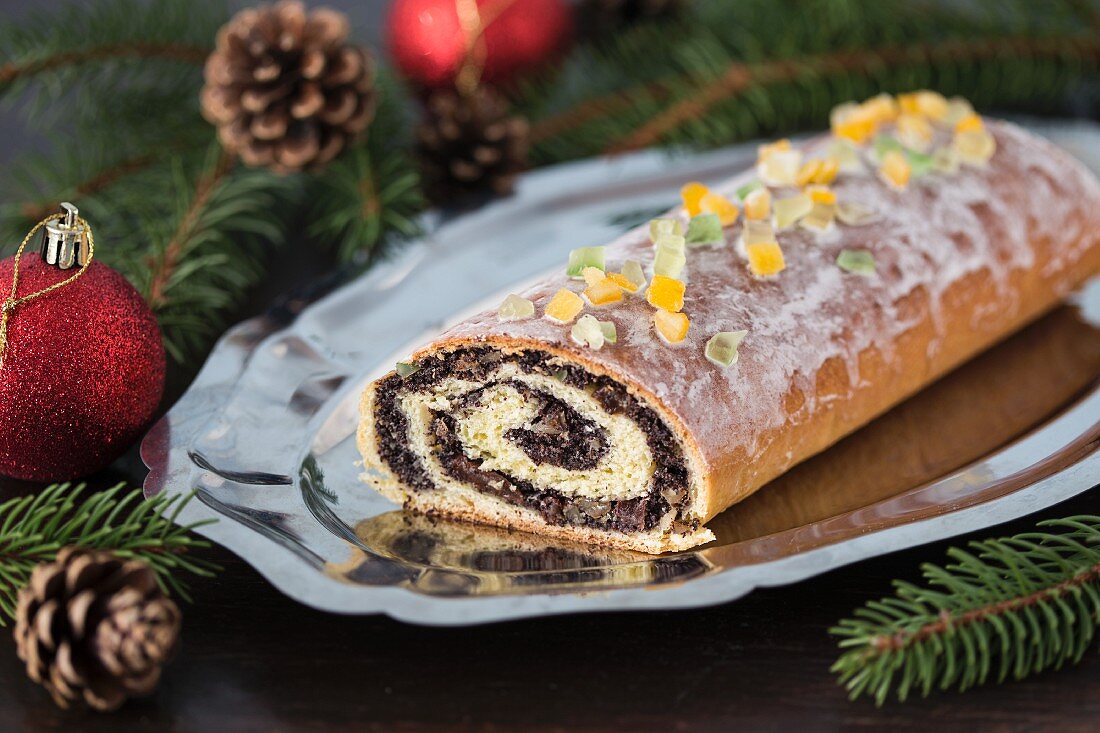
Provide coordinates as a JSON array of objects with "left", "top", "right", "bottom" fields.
[
  {"left": 386, "top": 0, "right": 573, "bottom": 88},
  {"left": 0, "top": 255, "right": 165, "bottom": 481}
]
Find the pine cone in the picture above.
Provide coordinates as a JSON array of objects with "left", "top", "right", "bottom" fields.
[
  {"left": 579, "top": 0, "right": 688, "bottom": 36},
  {"left": 418, "top": 87, "right": 530, "bottom": 202},
  {"left": 13, "top": 547, "right": 181, "bottom": 712},
  {"left": 200, "top": 1, "right": 377, "bottom": 174}
]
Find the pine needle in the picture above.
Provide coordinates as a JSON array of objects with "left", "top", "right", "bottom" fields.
[
  {"left": 0, "top": 483, "right": 219, "bottom": 623},
  {"left": 831, "top": 515, "right": 1100, "bottom": 704}
]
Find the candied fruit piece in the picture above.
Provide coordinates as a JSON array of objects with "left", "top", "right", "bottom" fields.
[
  {"left": 814, "top": 157, "right": 840, "bottom": 184},
  {"left": 681, "top": 182, "right": 709, "bottom": 217},
  {"left": 498, "top": 293, "right": 535, "bottom": 321},
  {"left": 571, "top": 314, "right": 605, "bottom": 350},
  {"left": 800, "top": 201, "right": 836, "bottom": 232},
  {"left": 582, "top": 266, "right": 606, "bottom": 286},
  {"left": 700, "top": 193, "right": 739, "bottom": 226},
  {"left": 742, "top": 219, "right": 776, "bottom": 246},
  {"left": 744, "top": 188, "right": 771, "bottom": 220},
  {"left": 795, "top": 159, "right": 822, "bottom": 187},
  {"left": 646, "top": 275, "right": 686, "bottom": 313},
  {"left": 705, "top": 330, "right": 748, "bottom": 367},
  {"left": 396, "top": 362, "right": 420, "bottom": 378},
  {"left": 584, "top": 277, "right": 624, "bottom": 306},
  {"left": 649, "top": 218, "right": 683, "bottom": 241},
  {"left": 954, "top": 113, "right": 983, "bottom": 134},
  {"left": 896, "top": 92, "right": 921, "bottom": 115},
  {"left": 860, "top": 94, "right": 899, "bottom": 125},
  {"left": 837, "top": 249, "right": 876, "bottom": 274},
  {"left": 746, "top": 241, "right": 785, "bottom": 277},
  {"left": 653, "top": 242, "right": 686, "bottom": 278},
  {"left": 566, "top": 247, "right": 605, "bottom": 278},
  {"left": 954, "top": 129, "right": 996, "bottom": 165},
  {"left": 621, "top": 259, "right": 646, "bottom": 289},
  {"left": 806, "top": 185, "right": 836, "bottom": 205},
  {"left": 654, "top": 309, "right": 689, "bottom": 344},
  {"left": 599, "top": 320, "right": 618, "bottom": 344},
  {"left": 654, "top": 232, "right": 685, "bottom": 253},
  {"left": 944, "top": 97, "right": 975, "bottom": 126},
  {"left": 773, "top": 193, "right": 812, "bottom": 229},
  {"left": 545, "top": 288, "right": 584, "bottom": 323},
  {"left": 831, "top": 106, "right": 877, "bottom": 144},
  {"left": 897, "top": 113, "right": 934, "bottom": 152},
  {"left": 736, "top": 180, "right": 763, "bottom": 201},
  {"left": 836, "top": 201, "right": 879, "bottom": 226},
  {"left": 757, "top": 149, "right": 802, "bottom": 187},
  {"left": 879, "top": 150, "right": 911, "bottom": 190},
  {"left": 827, "top": 139, "right": 862, "bottom": 172},
  {"left": 686, "top": 213, "right": 724, "bottom": 246},
  {"left": 915, "top": 90, "right": 949, "bottom": 121},
  {"left": 606, "top": 271, "right": 639, "bottom": 293},
  {"left": 757, "top": 138, "right": 791, "bottom": 161}
]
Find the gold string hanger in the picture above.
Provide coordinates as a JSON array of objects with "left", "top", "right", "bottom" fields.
[
  {"left": 453, "top": 0, "right": 520, "bottom": 97},
  {"left": 0, "top": 203, "right": 96, "bottom": 369}
]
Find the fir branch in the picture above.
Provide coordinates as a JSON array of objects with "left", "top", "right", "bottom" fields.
[
  {"left": 0, "top": 41, "right": 207, "bottom": 86},
  {"left": 0, "top": 483, "right": 219, "bottom": 623},
  {"left": 831, "top": 516, "right": 1100, "bottom": 705}
]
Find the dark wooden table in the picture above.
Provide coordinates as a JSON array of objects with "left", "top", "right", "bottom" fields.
[{"left": 0, "top": 467, "right": 1096, "bottom": 732}]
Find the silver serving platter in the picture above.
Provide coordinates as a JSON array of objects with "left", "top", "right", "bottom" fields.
[{"left": 142, "top": 120, "right": 1100, "bottom": 625}]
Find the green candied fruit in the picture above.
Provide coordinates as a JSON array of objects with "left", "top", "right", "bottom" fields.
[
  {"left": 621, "top": 259, "right": 646, "bottom": 289},
  {"left": 566, "top": 246, "right": 606, "bottom": 278},
  {"left": 835, "top": 202, "right": 879, "bottom": 227},
  {"left": 653, "top": 233, "right": 685, "bottom": 253},
  {"left": 837, "top": 249, "right": 876, "bottom": 275},
  {"left": 735, "top": 180, "right": 763, "bottom": 201},
  {"left": 396, "top": 362, "right": 420, "bottom": 378},
  {"left": 570, "top": 314, "right": 605, "bottom": 350},
  {"left": 685, "top": 213, "right": 723, "bottom": 247},
  {"left": 599, "top": 320, "right": 617, "bottom": 344},
  {"left": 773, "top": 193, "right": 812, "bottom": 230},
  {"left": 873, "top": 135, "right": 904, "bottom": 161},
  {"left": 906, "top": 149, "right": 934, "bottom": 177},
  {"left": 705, "top": 330, "right": 748, "bottom": 368},
  {"left": 649, "top": 218, "right": 683, "bottom": 241},
  {"left": 497, "top": 293, "right": 535, "bottom": 321},
  {"left": 653, "top": 242, "right": 686, "bottom": 278}
]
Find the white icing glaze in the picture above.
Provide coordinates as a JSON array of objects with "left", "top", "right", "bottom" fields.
[{"left": 435, "top": 121, "right": 1100, "bottom": 471}]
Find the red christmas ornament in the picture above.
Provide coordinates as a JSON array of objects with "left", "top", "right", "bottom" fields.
[
  {"left": 0, "top": 205, "right": 165, "bottom": 481},
  {"left": 386, "top": 0, "right": 573, "bottom": 89}
]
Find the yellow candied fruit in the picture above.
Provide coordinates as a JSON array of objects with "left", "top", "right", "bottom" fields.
[
  {"left": 880, "top": 149, "right": 911, "bottom": 190},
  {"left": 795, "top": 159, "right": 823, "bottom": 187},
  {"left": 654, "top": 309, "right": 690, "bottom": 344},
  {"left": 757, "top": 138, "right": 791, "bottom": 162},
  {"left": 700, "top": 192, "right": 740, "bottom": 226},
  {"left": 806, "top": 185, "right": 836, "bottom": 205},
  {"left": 897, "top": 113, "right": 934, "bottom": 151},
  {"left": 744, "top": 188, "right": 771, "bottom": 221},
  {"left": 544, "top": 288, "right": 584, "bottom": 323},
  {"left": 915, "top": 90, "right": 949, "bottom": 121},
  {"left": 833, "top": 113, "right": 877, "bottom": 145},
  {"left": 584, "top": 278, "right": 624, "bottom": 306},
  {"left": 681, "top": 181, "right": 709, "bottom": 217},
  {"left": 582, "top": 266, "right": 606, "bottom": 287},
  {"left": 646, "top": 275, "right": 686, "bottom": 313},
  {"left": 896, "top": 92, "right": 921, "bottom": 116},
  {"left": 860, "top": 93, "right": 900, "bottom": 125},
  {"left": 954, "top": 113, "right": 983, "bottom": 133},
  {"left": 813, "top": 157, "right": 839, "bottom": 184},
  {"left": 605, "top": 271, "right": 639, "bottom": 293},
  {"left": 746, "top": 241, "right": 786, "bottom": 277}
]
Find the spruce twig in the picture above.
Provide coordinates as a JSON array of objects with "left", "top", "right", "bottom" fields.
[
  {"left": 0, "top": 483, "right": 219, "bottom": 623},
  {"left": 831, "top": 516, "right": 1100, "bottom": 705}
]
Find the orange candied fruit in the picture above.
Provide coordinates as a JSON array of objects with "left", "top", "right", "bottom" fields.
[
  {"left": 879, "top": 150, "right": 911, "bottom": 190},
  {"left": 806, "top": 185, "right": 836, "bottom": 205},
  {"left": 795, "top": 159, "right": 823, "bottom": 187},
  {"left": 700, "top": 192, "right": 740, "bottom": 226},
  {"left": 814, "top": 157, "right": 839, "bottom": 184},
  {"left": 544, "top": 288, "right": 584, "bottom": 323},
  {"left": 605, "top": 271, "right": 639, "bottom": 293},
  {"left": 654, "top": 309, "right": 690, "bottom": 344},
  {"left": 584, "top": 278, "right": 624, "bottom": 306},
  {"left": 743, "top": 188, "right": 771, "bottom": 221},
  {"left": 646, "top": 275, "right": 686, "bottom": 313},
  {"left": 860, "top": 93, "right": 899, "bottom": 125},
  {"left": 746, "top": 241, "right": 786, "bottom": 277},
  {"left": 680, "top": 181, "right": 709, "bottom": 217},
  {"left": 954, "top": 113, "right": 983, "bottom": 133},
  {"left": 832, "top": 107, "right": 877, "bottom": 144}
]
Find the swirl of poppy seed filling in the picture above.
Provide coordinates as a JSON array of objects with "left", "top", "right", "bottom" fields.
[{"left": 372, "top": 348, "right": 697, "bottom": 534}]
